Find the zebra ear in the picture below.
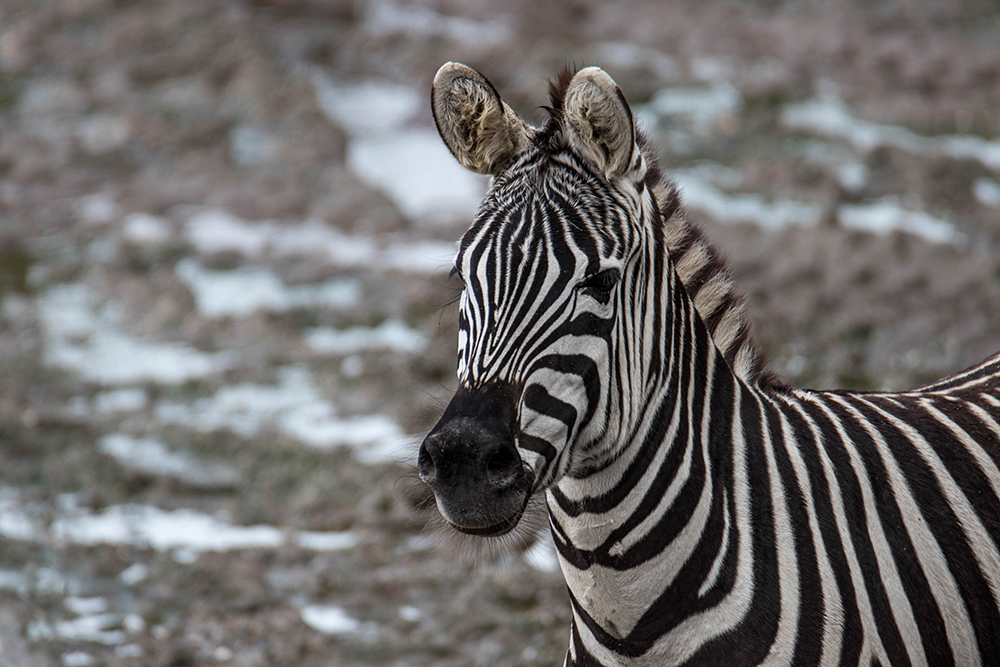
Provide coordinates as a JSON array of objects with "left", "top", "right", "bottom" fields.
[
  {"left": 432, "top": 62, "right": 529, "bottom": 175},
  {"left": 563, "top": 67, "right": 636, "bottom": 179}
]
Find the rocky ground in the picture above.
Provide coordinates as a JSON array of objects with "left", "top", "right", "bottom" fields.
[{"left": 0, "top": 0, "right": 998, "bottom": 665}]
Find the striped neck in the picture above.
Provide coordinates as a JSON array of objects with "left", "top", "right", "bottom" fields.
[{"left": 544, "top": 232, "right": 768, "bottom": 662}]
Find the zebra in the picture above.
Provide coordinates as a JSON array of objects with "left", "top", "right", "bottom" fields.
[{"left": 418, "top": 61, "right": 1000, "bottom": 666}]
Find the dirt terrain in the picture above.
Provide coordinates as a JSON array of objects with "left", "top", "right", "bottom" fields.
[{"left": 0, "top": 0, "right": 998, "bottom": 665}]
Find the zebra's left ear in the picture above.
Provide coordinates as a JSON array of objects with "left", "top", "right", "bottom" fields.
[{"left": 563, "top": 67, "right": 636, "bottom": 180}]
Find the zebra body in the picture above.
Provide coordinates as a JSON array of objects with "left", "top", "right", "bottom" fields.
[{"left": 419, "top": 62, "right": 1000, "bottom": 666}]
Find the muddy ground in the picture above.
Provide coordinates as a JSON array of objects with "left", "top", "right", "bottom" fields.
[{"left": 0, "top": 0, "right": 998, "bottom": 665}]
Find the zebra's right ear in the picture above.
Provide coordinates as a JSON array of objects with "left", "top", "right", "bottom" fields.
[
  {"left": 563, "top": 67, "right": 636, "bottom": 180},
  {"left": 432, "top": 62, "right": 529, "bottom": 175}
]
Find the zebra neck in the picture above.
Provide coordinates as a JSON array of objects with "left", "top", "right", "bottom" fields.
[
  {"left": 548, "top": 259, "right": 745, "bottom": 547},
  {"left": 546, "top": 267, "right": 779, "bottom": 658}
]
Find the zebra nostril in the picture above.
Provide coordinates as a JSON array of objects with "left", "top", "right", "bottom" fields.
[
  {"left": 485, "top": 443, "right": 519, "bottom": 484},
  {"left": 417, "top": 442, "right": 437, "bottom": 484}
]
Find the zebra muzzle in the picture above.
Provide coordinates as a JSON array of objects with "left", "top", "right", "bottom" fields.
[{"left": 418, "top": 383, "right": 534, "bottom": 536}]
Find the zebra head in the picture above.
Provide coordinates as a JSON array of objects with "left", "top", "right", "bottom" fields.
[{"left": 419, "top": 63, "right": 660, "bottom": 537}]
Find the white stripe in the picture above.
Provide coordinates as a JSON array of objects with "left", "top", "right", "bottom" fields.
[
  {"left": 652, "top": 376, "right": 753, "bottom": 662},
  {"left": 815, "top": 394, "right": 926, "bottom": 667},
  {"left": 756, "top": 392, "right": 800, "bottom": 667},
  {"left": 920, "top": 399, "right": 1000, "bottom": 612},
  {"left": 772, "top": 395, "right": 844, "bottom": 667},
  {"left": 857, "top": 396, "right": 995, "bottom": 666},
  {"left": 791, "top": 390, "right": 888, "bottom": 665},
  {"left": 698, "top": 487, "right": 731, "bottom": 597}
]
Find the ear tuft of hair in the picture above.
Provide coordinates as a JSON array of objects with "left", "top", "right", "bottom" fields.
[
  {"left": 432, "top": 62, "right": 530, "bottom": 175},
  {"left": 562, "top": 67, "right": 636, "bottom": 179}
]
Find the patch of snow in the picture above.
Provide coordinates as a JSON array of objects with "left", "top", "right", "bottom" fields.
[
  {"left": 310, "top": 72, "right": 487, "bottom": 224},
  {"left": 594, "top": 42, "right": 680, "bottom": 81},
  {"left": 37, "top": 284, "right": 233, "bottom": 385},
  {"left": 280, "top": 407, "right": 404, "bottom": 455},
  {"left": 36, "top": 567, "right": 76, "bottom": 596},
  {"left": 940, "top": 135, "right": 1000, "bottom": 171},
  {"left": 398, "top": 605, "right": 422, "bottom": 622},
  {"left": 381, "top": 239, "right": 457, "bottom": 273},
  {"left": 94, "top": 388, "right": 148, "bottom": 413},
  {"left": 348, "top": 129, "right": 488, "bottom": 223},
  {"left": 175, "top": 259, "right": 358, "bottom": 317},
  {"left": 782, "top": 92, "right": 1000, "bottom": 171},
  {"left": 317, "top": 231, "right": 380, "bottom": 268},
  {"left": 77, "top": 193, "right": 120, "bottom": 226},
  {"left": 183, "top": 209, "right": 456, "bottom": 273},
  {"left": 836, "top": 162, "right": 869, "bottom": 192},
  {"left": 299, "top": 605, "right": 361, "bottom": 634},
  {"left": 156, "top": 367, "right": 314, "bottom": 438},
  {"left": 119, "top": 563, "right": 148, "bottom": 585},
  {"left": 65, "top": 597, "right": 107, "bottom": 615},
  {"left": 838, "top": 198, "right": 959, "bottom": 244},
  {"left": 310, "top": 74, "right": 421, "bottom": 137},
  {"left": 645, "top": 83, "right": 742, "bottom": 134},
  {"left": 122, "top": 213, "right": 171, "bottom": 245},
  {"left": 116, "top": 644, "right": 143, "bottom": 658},
  {"left": 123, "top": 615, "right": 145, "bottom": 633},
  {"left": 48, "top": 328, "right": 233, "bottom": 385},
  {"left": 306, "top": 320, "right": 425, "bottom": 355},
  {"left": 98, "top": 434, "right": 240, "bottom": 488},
  {"left": 62, "top": 651, "right": 96, "bottom": 666},
  {"left": 689, "top": 56, "right": 735, "bottom": 83},
  {"left": 363, "top": 0, "right": 510, "bottom": 45},
  {"left": 229, "top": 124, "right": 282, "bottom": 166},
  {"left": 54, "top": 614, "right": 125, "bottom": 645},
  {"left": 268, "top": 220, "right": 371, "bottom": 262},
  {"left": 0, "top": 569, "right": 30, "bottom": 595},
  {"left": 186, "top": 209, "right": 272, "bottom": 256},
  {"left": 52, "top": 505, "right": 285, "bottom": 556},
  {"left": 213, "top": 646, "right": 234, "bottom": 662},
  {"left": 294, "top": 531, "right": 357, "bottom": 551},
  {"left": 672, "top": 169, "right": 822, "bottom": 229},
  {"left": 341, "top": 356, "right": 363, "bottom": 378},
  {"left": 77, "top": 114, "right": 130, "bottom": 155},
  {"left": 0, "top": 487, "right": 41, "bottom": 541},
  {"left": 973, "top": 178, "right": 1000, "bottom": 208},
  {"left": 155, "top": 366, "right": 408, "bottom": 461}
]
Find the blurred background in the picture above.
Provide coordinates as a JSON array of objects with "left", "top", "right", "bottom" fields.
[{"left": 0, "top": 0, "right": 998, "bottom": 664}]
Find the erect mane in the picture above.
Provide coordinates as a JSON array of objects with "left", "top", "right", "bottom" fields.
[
  {"left": 540, "top": 69, "right": 777, "bottom": 387},
  {"left": 646, "top": 163, "right": 777, "bottom": 386}
]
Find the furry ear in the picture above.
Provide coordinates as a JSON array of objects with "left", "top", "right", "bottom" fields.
[
  {"left": 563, "top": 67, "right": 636, "bottom": 179},
  {"left": 432, "top": 62, "right": 529, "bottom": 175}
]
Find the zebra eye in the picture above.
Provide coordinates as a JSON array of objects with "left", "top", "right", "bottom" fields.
[
  {"left": 449, "top": 266, "right": 462, "bottom": 280},
  {"left": 579, "top": 268, "right": 620, "bottom": 295}
]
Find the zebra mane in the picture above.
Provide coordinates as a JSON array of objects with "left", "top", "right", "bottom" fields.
[{"left": 541, "top": 70, "right": 777, "bottom": 387}]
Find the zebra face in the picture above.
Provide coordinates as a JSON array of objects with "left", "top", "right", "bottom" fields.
[{"left": 419, "top": 63, "right": 649, "bottom": 536}]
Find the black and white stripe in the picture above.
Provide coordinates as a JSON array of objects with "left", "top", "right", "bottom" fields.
[{"left": 421, "top": 63, "right": 1000, "bottom": 666}]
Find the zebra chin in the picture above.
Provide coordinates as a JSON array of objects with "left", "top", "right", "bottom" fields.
[{"left": 437, "top": 488, "right": 533, "bottom": 538}]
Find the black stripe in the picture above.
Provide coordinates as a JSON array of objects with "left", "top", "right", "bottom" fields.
[
  {"left": 781, "top": 397, "right": 864, "bottom": 666},
  {"left": 866, "top": 394, "right": 1000, "bottom": 655},
  {"left": 823, "top": 396, "right": 948, "bottom": 665}
]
